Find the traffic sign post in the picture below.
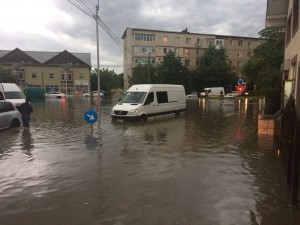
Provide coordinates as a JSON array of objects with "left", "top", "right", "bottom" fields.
[
  {"left": 235, "top": 79, "right": 246, "bottom": 95},
  {"left": 84, "top": 110, "right": 98, "bottom": 136}
]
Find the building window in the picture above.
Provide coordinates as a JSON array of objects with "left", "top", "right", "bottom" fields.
[
  {"left": 45, "top": 85, "right": 59, "bottom": 92},
  {"left": 197, "top": 38, "right": 200, "bottom": 44},
  {"left": 163, "top": 36, "right": 168, "bottom": 43},
  {"left": 49, "top": 73, "right": 54, "bottom": 79},
  {"left": 287, "top": 14, "right": 292, "bottom": 44},
  {"left": 237, "top": 61, "right": 242, "bottom": 68},
  {"left": 134, "top": 33, "right": 155, "bottom": 42},
  {"left": 175, "top": 37, "right": 180, "bottom": 44},
  {"left": 79, "top": 74, "right": 84, "bottom": 79},
  {"left": 185, "top": 59, "right": 190, "bottom": 66},
  {"left": 133, "top": 57, "right": 148, "bottom": 65},
  {"left": 196, "top": 59, "right": 199, "bottom": 66},
  {"left": 184, "top": 48, "right": 190, "bottom": 55},
  {"left": 237, "top": 52, "right": 243, "bottom": 57},
  {"left": 196, "top": 49, "right": 200, "bottom": 55},
  {"left": 248, "top": 41, "right": 253, "bottom": 47},
  {"left": 238, "top": 40, "right": 243, "bottom": 46},
  {"left": 134, "top": 46, "right": 155, "bottom": 53},
  {"left": 215, "top": 39, "right": 223, "bottom": 46},
  {"left": 164, "top": 48, "right": 167, "bottom": 53},
  {"left": 32, "top": 73, "right": 37, "bottom": 78},
  {"left": 186, "top": 38, "right": 191, "bottom": 44},
  {"left": 247, "top": 52, "right": 253, "bottom": 57},
  {"left": 174, "top": 48, "right": 179, "bottom": 55},
  {"left": 229, "top": 40, "right": 233, "bottom": 46},
  {"left": 293, "top": 0, "right": 299, "bottom": 34}
]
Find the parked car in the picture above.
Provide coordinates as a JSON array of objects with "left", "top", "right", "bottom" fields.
[
  {"left": 45, "top": 91, "right": 66, "bottom": 98},
  {"left": 231, "top": 91, "right": 240, "bottom": 96},
  {"left": 0, "top": 101, "right": 21, "bottom": 130},
  {"left": 186, "top": 92, "right": 199, "bottom": 99},
  {"left": 224, "top": 93, "right": 236, "bottom": 98},
  {"left": 83, "top": 91, "right": 104, "bottom": 98}
]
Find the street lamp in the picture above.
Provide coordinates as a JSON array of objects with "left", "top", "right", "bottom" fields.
[{"left": 147, "top": 52, "right": 151, "bottom": 84}]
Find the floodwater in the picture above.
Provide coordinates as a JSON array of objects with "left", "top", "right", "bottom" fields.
[{"left": 0, "top": 97, "right": 299, "bottom": 225}]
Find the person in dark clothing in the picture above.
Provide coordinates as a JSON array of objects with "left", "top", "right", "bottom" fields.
[{"left": 19, "top": 97, "right": 33, "bottom": 128}]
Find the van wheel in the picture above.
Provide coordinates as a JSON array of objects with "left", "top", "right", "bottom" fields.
[
  {"left": 11, "top": 119, "right": 20, "bottom": 128},
  {"left": 140, "top": 114, "right": 147, "bottom": 122},
  {"left": 175, "top": 111, "right": 180, "bottom": 118}
]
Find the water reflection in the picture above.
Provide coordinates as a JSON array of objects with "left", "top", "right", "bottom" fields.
[
  {"left": 21, "top": 129, "right": 34, "bottom": 157},
  {"left": 0, "top": 97, "right": 299, "bottom": 225}
]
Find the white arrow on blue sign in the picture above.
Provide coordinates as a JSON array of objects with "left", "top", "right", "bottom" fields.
[
  {"left": 84, "top": 110, "right": 98, "bottom": 124},
  {"left": 238, "top": 79, "right": 244, "bottom": 85}
]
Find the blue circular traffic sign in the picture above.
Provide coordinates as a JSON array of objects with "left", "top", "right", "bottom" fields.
[
  {"left": 84, "top": 110, "right": 98, "bottom": 124},
  {"left": 238, "top": 79, "right": 244, "bottom": 85}
]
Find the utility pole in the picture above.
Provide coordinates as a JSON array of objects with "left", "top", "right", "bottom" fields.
[
  {"left": 95, "top": 0, "right": 101, "bottom": 113},
  {"left": 147, "top": 52, "right": 151, "bottom": 84}
]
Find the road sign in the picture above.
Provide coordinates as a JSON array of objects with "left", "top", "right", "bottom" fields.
[
  {"left": 238, "top": 79, "right": 244, "bottom": 85},
  {"left": 235, "top": 85, "right": 246, "bottom": 95},
  {"left": 84, "top": 110, "right": 98, "bottom": 124}
]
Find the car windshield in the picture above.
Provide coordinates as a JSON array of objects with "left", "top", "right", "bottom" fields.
[
  {"left": 120, "top": 92, "right": 147, "bottom": 104},
  {"left": 4, "top": 91, "right": 26, "bottom": 99}
]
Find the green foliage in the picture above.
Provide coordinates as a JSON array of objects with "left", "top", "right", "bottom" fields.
[
  {"left": 191, "top": 46, "right": 237, "bottom": 91},
  {"left": 0, "top": 66, "right": 18, "bottom": 83},
  {"left": 90, "top": 68, "right": 123, "bottom": 92},
  {"left": 156, "top": 52, "right": 190, "bottom": 89},
  {"left": 129, "top": 64, "right": 149, "bottom": 85},
  {"left": 242, "top": 27, "right": 285, "bottom": 114}
]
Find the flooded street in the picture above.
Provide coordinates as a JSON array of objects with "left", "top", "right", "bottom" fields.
[{"left": 0, "top": 97, "right": 300, "bottom": 225}]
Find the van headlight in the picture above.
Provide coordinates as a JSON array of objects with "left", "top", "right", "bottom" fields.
[{"left": 127, "top": 109, "right": 137, "bottom": 115}]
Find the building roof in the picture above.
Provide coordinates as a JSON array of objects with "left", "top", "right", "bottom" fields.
[
  {"left": 122, "top": 27, "right": 263, "bottom": 40},
  {"left": 0, "top": 48, "right": 91, "bottom": 66}
]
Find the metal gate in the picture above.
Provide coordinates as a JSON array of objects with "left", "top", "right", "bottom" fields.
[{"left": 280, "top": 97, "right": 300, "bottom": 205}]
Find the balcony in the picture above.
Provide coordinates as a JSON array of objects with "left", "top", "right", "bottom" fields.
[{"left": 266, "top": 0, "right": 288, "bottom": 27}]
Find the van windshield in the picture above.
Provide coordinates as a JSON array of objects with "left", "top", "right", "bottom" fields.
[
  {"left": 120, "top": 92, "right": 147, "bottom": 104},
  {"left": 4, "top": 91, "right": 26, "bottom": 99}
]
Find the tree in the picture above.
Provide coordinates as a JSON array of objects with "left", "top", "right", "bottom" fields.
[
  {"left": 0, "top": 66, "right": 18, "bottom": 83},
  {"left": 90, "top": 68, "right": 123, "bottom": 92},
  {"left": 191, "top": 46, "right": 237, "bottom": 91},
  {"left": 242, "top": 27, "right": 285, "bottom": 114},
  {"left": 129, "top": 64, "right": 149, "bottom": 85},
  {"left": 156, "top": 51, "right": 190, "bottom": 90}
]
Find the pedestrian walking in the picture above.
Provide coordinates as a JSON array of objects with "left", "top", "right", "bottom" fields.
[{"left": 19, "top": 97, "right": 33, "bottom": 129}]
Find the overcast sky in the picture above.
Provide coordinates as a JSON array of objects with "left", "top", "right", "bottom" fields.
[{"left": 0, "top": 0, "right": 267, "bottom": 74}]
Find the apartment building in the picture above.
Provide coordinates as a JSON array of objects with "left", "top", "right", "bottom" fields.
[
  {"left": 266, "top": 0, "right": 300, "bottom": 204},
  {"left": 122, "top": 27, "right": 264, "bottom": 89},
  {"left": 0, "top": 48, "right": 91, "bottom": 94}
]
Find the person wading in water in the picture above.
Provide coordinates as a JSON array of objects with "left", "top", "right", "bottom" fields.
[{"left": 19, "top": 97, "right": 33, "bottom": 129}]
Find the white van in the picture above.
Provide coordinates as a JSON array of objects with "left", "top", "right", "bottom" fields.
[
  {"left": 111, "top": 84, "right": 186, "bottom": 121},
  {"left": 0, "top": 83, "right": 26, "bottom": 109},
  {"left": 200, "top": 87, "right": 225, "bottom": 97}
]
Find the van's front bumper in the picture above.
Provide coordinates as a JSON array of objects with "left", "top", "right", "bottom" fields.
[{"left": 111, "top": 115, "right": 141, "bottom": 121}]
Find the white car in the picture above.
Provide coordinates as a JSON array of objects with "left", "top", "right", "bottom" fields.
[
  {"left": 186, "top": 92, "right": 199, "bottom": 99},
  {"left": 83, "top": 91, "right": 104, "bottom": 98},
  {"left": 0, "top": 101, "right": 21, "bottom": 130},
  {"left": 45, "top": 91, "right": 66, "bottom": 98},
  {"left": 231, "top": 91, "right": 240, "bottom": 96}
]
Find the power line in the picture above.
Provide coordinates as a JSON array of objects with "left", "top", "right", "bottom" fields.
[{"left": 67, "top": 0, "right": 134, "bottom": 67}]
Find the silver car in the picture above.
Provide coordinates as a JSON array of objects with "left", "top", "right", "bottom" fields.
[
  {"left": 0, "top": 101, "right": 21, "bottom": 130},
  {"left": 45, "top": 91, "right": 66, "bottom": 98}
]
